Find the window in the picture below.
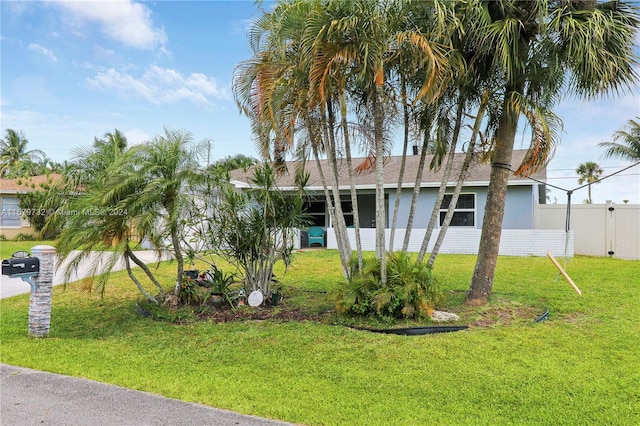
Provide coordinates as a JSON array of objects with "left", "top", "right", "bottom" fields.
[
  {"left": 1, "top": 196, "right": 21, "bottom": 227},
  {"left": 439, "top": 194, "right": 475, "bottom": 227}
]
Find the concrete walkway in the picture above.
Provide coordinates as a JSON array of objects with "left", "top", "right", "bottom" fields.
[
  {"left": 1, "top": 364, "right": 295, "bottom": 426},
  {"left": 0, "top": 250, "right": 171, "bottom": 299}
]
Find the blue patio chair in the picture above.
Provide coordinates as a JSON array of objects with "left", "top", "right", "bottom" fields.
[{"left": 307, "top": 227, "right": 325, "bottom": 247}]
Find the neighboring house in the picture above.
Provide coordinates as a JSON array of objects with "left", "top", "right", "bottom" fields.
[
  {"left": 230, "top": 150, "right": 571, "bottom": 257},
  {"left": 0, "top": 174, "right": 61, "bottom": 240}
]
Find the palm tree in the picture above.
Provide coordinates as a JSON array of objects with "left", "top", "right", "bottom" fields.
[
  {"left": 599, "top": 117, "right": 640, "bottom": 162},
  {"left": 67, "top": 129, "right": 128, "bottom": 187},
  {"left": 115, "top": 128, "right": 208, "bottom": 296},
  {"left": 576, "top": 161, "right": 603, "bottom": 204},
  {"left": 465, "top": 0, "right": 639, "bottom": 306},
  {"left": 0, "top": 129, "right": 45, "bottom": 177},
  {"left": 56, "top": 130, "right": 167, "bottom": 302}
]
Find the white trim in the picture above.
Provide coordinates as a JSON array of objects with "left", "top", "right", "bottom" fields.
[{"left": 273, "top": 179, "right": 538, "bottom": 192}]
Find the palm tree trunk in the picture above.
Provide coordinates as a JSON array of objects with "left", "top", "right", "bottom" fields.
[
  {"left": 171, "top": 226, "right": 184, "bottom": 296},
  {"left": 340, "top": 90, "right": 363, "bottom": 272},
  {"left": 429, "top": 94, "right": 488, "bottom": 267},
  {"left": 321, "top": 103, "right": 352, "bottom": 277},
  {"left": 417, "top": 100, "right": 465, "bottom": 263},
  {"left": 389, "top": 75, "right": 410, "bottom": 253},
  {"left": 402, "top": 131, "right": 430, "bottom": 252},
  {"left": 373, "top": 82, "right": 387, "bottom": 285},
  {"left": 124, "top": 253, "right": 158, "bottom": 304},
  {"left": 125, "top": 244, "right": 165, "bottom": 298},
  {"left": 466, "top": 95, "right": 518, "bottom": 305}
]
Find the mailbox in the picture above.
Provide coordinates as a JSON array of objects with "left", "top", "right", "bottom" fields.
[{"left": 1, "top": 257, "right": 40, "bottom": 278}]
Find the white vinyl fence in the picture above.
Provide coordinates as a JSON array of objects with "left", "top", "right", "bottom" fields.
[{"left": 535, "top": 202, "right": 639, "bottom": 260}]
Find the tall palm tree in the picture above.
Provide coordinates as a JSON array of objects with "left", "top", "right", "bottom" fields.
[
  {"left": 465, "top": 0, "right": 639, "bottom": 306},
  {"left": 0, "top": 129, "right": 45, "bottom": 177},
  {"left": 599, "top": 117, "right": 640, "bottom": 162},
  {"left": 576, "top": 161, "right": 603, "bottom": 204}
]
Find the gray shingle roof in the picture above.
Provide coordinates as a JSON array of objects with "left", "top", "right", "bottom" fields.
[{"left": 230, "top": 149, "right": 546, "bottom": 190}]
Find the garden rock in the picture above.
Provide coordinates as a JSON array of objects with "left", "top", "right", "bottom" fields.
[{"left": 431, "top": 310, "right": 460, "bottom": 322}]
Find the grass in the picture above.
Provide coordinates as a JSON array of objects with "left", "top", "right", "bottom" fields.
[
  {"left": 0, "top": 240, "right": 57, "bottom": 259},
  {"left": 1, "top": 250, "right": 639, "bottom": 425}
]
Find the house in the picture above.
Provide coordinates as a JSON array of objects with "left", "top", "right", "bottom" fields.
[
  {"left": 0, "top": 174, "right": 61, "bottom": 240},
  {"left": 230, "top": 150, "right": 572, "bottom": 257}
]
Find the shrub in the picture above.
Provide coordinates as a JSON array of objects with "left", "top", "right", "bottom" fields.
[
  {"left": 0, "top": 234, "right": 6, "bottom": 241},
  {"left": 330, "top": 252, "right": 442, "bottom": 319},
  {"left": 14, "top": 233, "right": 35, "bottom": 241}
]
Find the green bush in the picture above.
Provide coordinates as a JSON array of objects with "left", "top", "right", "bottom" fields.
[
  {"left": 330, "top": 252, "right": 442, "bottom": 319},
  {"left": 0, "top": 234, "right": 6, "bottom": 241},
  {"left": 14, "top": 233, "right": 35, "bottom": 241}
]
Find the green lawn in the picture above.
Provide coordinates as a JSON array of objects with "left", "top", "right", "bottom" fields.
[
  {"left": 1, "top": 250, "right": 639, "bottom": 425},
  {"left": 0, "top": 240, "right": 57, "bottom": 259}
]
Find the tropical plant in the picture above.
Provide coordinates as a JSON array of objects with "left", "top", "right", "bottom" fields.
[
  {"left": 17, "top": 175, "right": 66, "bottom": 239},
  {"left": 113, "top": 128, "right": 208, "bottom": 296},
  {"left": 234, "top": 0, "right": 457, "bottom": 285},
  {"left": 206, "top": 163, "right": 310, "bottom": 298},
  {"left": 576, "top": 161, "right": 603, "bottom": 204},
  {"left": 331, "top": 251, "right": 441, "bottom": 319},
  {"left": 178, "top": 276, "right": 202, "bottom": 305},
  {"left": 55, "top": 128, "right": 208, "bottom": 303},
  {"left": 464, "top": 0, "right": 639, "bottom": 305},
  {"left": 0, "top": 129, "right": 46, "bottom": 177},
  {"left": 599, "top": 117, "right": 640, "bottom": 162}
]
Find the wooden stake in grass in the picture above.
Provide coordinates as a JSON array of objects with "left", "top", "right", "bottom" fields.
[{"left": 547, "top": 251, "right": 582, "bottom": 296}]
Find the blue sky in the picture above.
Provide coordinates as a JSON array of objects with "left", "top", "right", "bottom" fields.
[{"left": 1, "top": 0, "right": 639, "bottom": 204}]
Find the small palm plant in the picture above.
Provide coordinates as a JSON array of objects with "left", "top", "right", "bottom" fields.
[{"left": 331, "top": 253, "right": 441, "bottom": 319}]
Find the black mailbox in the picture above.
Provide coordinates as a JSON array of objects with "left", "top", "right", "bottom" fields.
[{"left": 1, "top": 257, "right": 40, "bottom": 277}]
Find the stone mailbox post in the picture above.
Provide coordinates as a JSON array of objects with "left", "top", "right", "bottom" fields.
[{"left": 28, "top": 245, "right": 56, "bottom": 337}]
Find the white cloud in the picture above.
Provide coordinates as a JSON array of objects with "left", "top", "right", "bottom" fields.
[
  {"left": 28, "top": 43, "right": 57, "bottom": 62},
  {"left": 49, "top": 0, "right": 167, "bottom": 50},
  {"left": 124, "top": 128, "right": 150, "bottom": 145},
  {"left": 86, "top": 65, "right": 230, "bottom": 106}
]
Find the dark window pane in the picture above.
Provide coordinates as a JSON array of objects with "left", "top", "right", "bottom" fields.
[
  {"left": 305, "top": 202, "right": 325, "bottom": 214},
  {"left": 457, "top": 194, "right": 474, "bottom": 209},
  {"left": 442, "top": 194, "right": 474, "bottom": 209},
  {"left": 311, "top": 215, "right": 325, "bottom": 227},
  {"left": 441, "top": 195, "right": 452, "bottom": 209},
  {"left": 440, "top": 211, "right": 474, "bottom": 227},
  {"left": 344, "top": 215, "right": 354, "bottom": 227}
]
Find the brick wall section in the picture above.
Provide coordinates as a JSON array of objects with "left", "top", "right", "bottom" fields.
[{"left": 327, "top": 228, "right": 573, "bottom": 257}]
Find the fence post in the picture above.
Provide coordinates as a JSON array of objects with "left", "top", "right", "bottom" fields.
[
  {"left": 28, "top": 245, "right": 56, "bottom": 337},
  {"left": 605, "top": 201, "right": 616, "bottom": 257}
]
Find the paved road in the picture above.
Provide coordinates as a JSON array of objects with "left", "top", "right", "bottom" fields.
[
  {"left": 0, "top": 250, "right": 171, "bottom": 299},
  {"left": 1, "top": 364, "right": 295, "bottom": 426}
]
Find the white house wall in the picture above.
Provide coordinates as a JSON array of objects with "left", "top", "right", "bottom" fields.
[{"left": 326, "top": 227, "right": 573, "bottom": 257}]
